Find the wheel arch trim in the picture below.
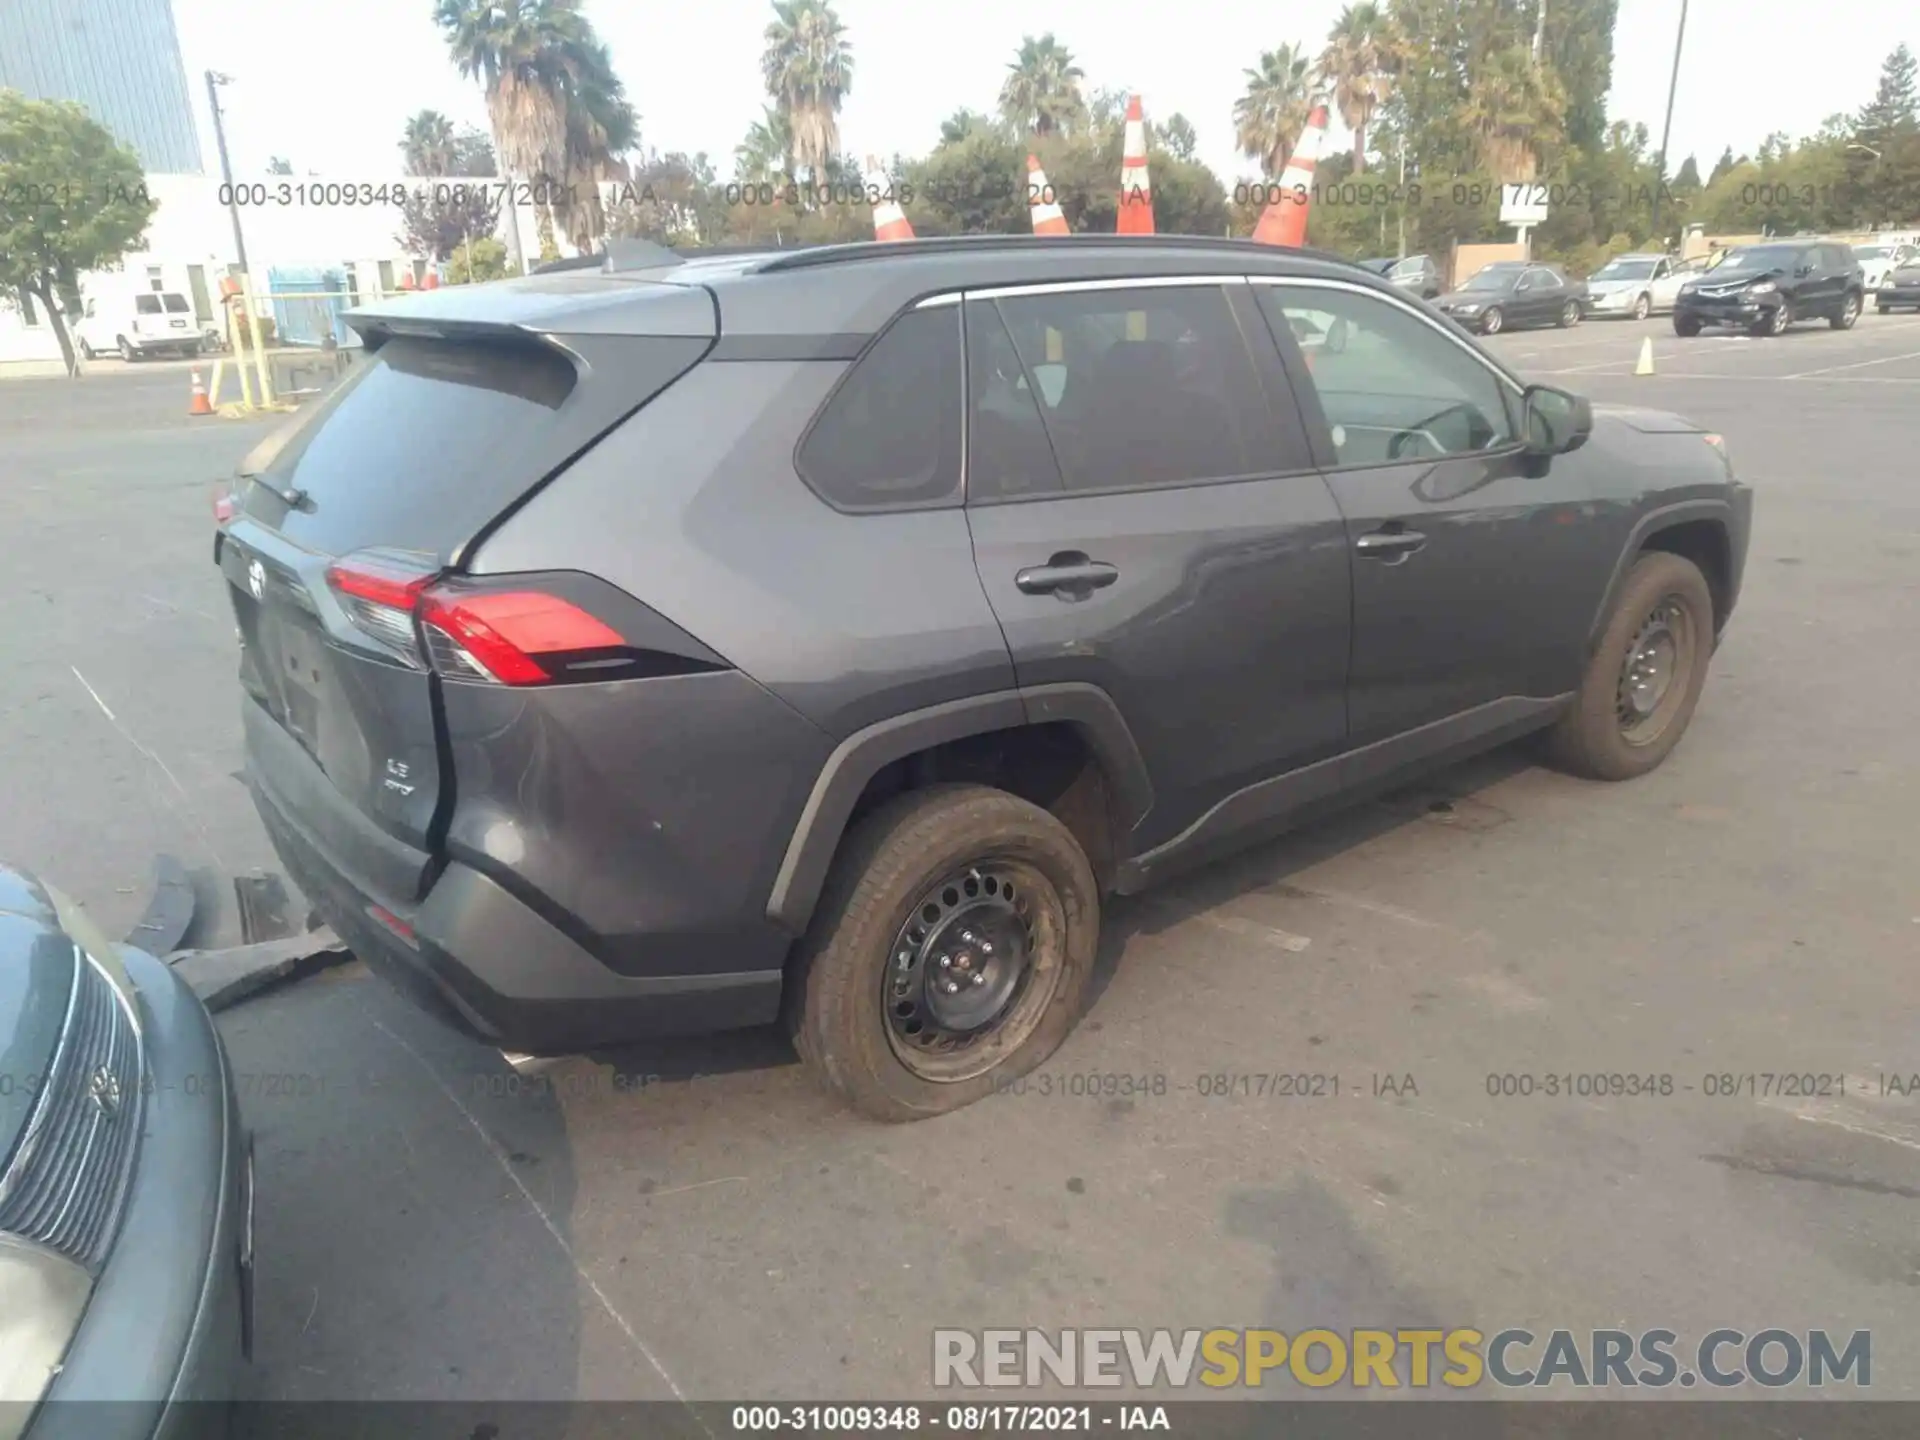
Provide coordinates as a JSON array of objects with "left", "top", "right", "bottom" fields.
[
  {"left": 765, "top": 685, "right": 1153, "bottom": 934},
  {"left": 1587, "top": 499, "right": 1734, "bottom": 651}
]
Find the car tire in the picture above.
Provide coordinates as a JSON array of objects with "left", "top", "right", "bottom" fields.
[
  {"left": 1876, "top": 301, "right": 1889, "bottom": 314},
  {"left": 1545, "top": 551, "right": 1715, "bottom": 783},
  {"left": 77, "top": 338, "right": 94, "bottom": 360},
  {"left": 1673, "top": 315, "right": 1701, "bottom": 337},
  {"left": 1632, "top": 293, "right": 1651, "bottom": 321},
  {"left": 1754, "top": 299, "right": 1791, "bottom": 337},
  {"left": 786, "top": 783, "right": 1100, "bottom": 1122},
  {"left": 1480, "top": 306, "right": 1504, "bottom": 335},
  {"left": 1830, "top": 293, "right": 1861, "bottom": 330},
  {"left": 117, "top": 336, "right": 136, "bottom": 362},
  {"left": 1558, "top": 300, "right": 1580, "bottom": 328}
]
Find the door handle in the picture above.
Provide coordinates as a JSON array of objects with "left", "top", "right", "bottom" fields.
[
  {"left": 1354, "top": 527, "right": 1428, "bottom": 559},
  {"left": 1015, "top": 553, "right": 1120, "bottom": 597}
]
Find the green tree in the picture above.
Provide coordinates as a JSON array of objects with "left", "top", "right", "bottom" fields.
[
  {"left": 999, "top": 34, "right": 1087, "bottom": 138},
  {"left": 401, "top": 110, "right": 458, "bottom": 175},
  {"left": 1856, "top": 43, "right": 1918, "bottom": 147},
  {"left": 436, "top": 0, "right": 632, "bottom": 262},
  {"left": 0, "top": 93, "right": 157, "bottom": 377},
  {"left": 1708, "top": 146, "right": 1736, "bottom": 185},
  {"left": 1461, "top": 43, "right": 1566, "bottom": 182},
  {"left": 1156, "top": 113, "right": 1198, "bottom": 161},
  {"left": 938, "top": 109, "right": 1002, "bottom": 146},
  {"left": 397, "top": 114, "right": 501, "bottom": 264},
  {"left": 1234, "top": 44, "right": 1316, "bottom": 177},
  {"left": 1673, "top": 154, "right": 1701, "bottom": 190},
  {"left": 1544, "top": 0, "right": 1616, "bottom": 150},
  {"left": 761, "top": 0, "right": 854, "bottom": 185},
  {"left": 1320, "top": 3, "right": 1399, "bottom": 171},
  {"left": 446, "top": 235, "right": 509, "bottom": 282}
]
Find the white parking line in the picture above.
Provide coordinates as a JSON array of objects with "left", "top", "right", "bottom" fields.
[{"left": 1785, "top": 347, "right": 1920, "bottom": 379}]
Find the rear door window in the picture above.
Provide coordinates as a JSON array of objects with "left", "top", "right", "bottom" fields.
[
  {"left": 162, "top": 293, "right": 191, "bottom": 313},
  {"left": 965, "top": 283, "right": 1283, "bottom": 500},
  {"left": 794, "top": 307, "right": 962, "bottom": 511},
  {"left": 135, "top": 294, "right": 162, "bottom": 315}
]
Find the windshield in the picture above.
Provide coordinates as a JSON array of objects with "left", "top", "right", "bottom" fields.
[
  {"left": 1593, "top": 260, "right": 1656, "bottom": 280},
  {"left": 1461, "top": 267, "right": 1518, "bottom": 291},
  {"left": 1716, "top": 246, "right": 1803, "bottom": 273}
]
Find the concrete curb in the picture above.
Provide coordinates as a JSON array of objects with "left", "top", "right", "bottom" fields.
[{"left": 166, "top": 929, "right": 353, "bottom": 1012}]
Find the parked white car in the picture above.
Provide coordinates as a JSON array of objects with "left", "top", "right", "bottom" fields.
[
  {"left": 1853, "top": 242, "right": 1917, "bottom": 297},
  {"left": 73, "top": 290, "right": 204, "bottom": 361},
  {"left": 1580, "top": 253, "right": 1694, "bottom": 319}
]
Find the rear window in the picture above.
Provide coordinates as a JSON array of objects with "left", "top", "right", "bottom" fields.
[
  {"left": 240, "top": 336, "right": 579, "bottom": 556},
  {"left": 135, "top": 294, "right": 162, "bottom": 315},
  {"left": 237, "top": 330, "right": 708, "bottom": 560},
  {"left": 162, "top": 293, "right": 191, "bottom": 313}
]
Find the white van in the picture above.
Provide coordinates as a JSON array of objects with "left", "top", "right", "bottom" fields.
[{"left": 73, "top": 290, "right": 204, "bottom": 361}]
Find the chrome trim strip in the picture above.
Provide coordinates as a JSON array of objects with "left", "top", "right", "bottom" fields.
[{"left": 962, "top": 274, "right": 1251, "bottom": 301}]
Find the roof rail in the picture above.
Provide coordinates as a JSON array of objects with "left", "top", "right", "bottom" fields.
[{"left": 753, "top": 233, "right": 1366, "bottom": 274}]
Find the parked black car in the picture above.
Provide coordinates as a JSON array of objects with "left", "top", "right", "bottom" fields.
[
  {"left": 1433, "top": 261, "right": 1587, "bottom": 334},
  {"left": 1, "top": 866, "right": 249, "bottom": 1439},
  {"left": 1359, "top": 253, "right": 1444, "bottom": 300},
  {"left": 215, "top": 234, "right": 1751, "bottom": 1120},
  {"left": 1672, "top": 240, "right": 1864, "bottom": 336},
  {"left": 1875, "top": 257, "right": 1920, "bottom": 313}
]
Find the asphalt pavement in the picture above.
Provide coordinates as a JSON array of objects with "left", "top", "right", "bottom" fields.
[{"left": 2, "top": 312, "right": 1918, "bottom": 1410}]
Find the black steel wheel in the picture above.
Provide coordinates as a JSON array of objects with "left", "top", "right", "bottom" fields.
[
  {"left": 882, "top": 860, "right": 1063, "bottom": 1082},
  {"left": 1544, "top": 551, "right": 1715, "bottom": 781},
  {"left": 788, "top": 784, "right": 1099, "bottom": 1120},
  {"left": 1614, "top": 595, "right": 1698, "bottom": 750}
]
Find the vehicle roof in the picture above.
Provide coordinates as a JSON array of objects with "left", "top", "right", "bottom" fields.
[
  {"left": 1604, "top": 253, "right": 1665, "bottom": 261},
  {"left": 346, "top": 235, "right": 1399, "bottom": 344}
]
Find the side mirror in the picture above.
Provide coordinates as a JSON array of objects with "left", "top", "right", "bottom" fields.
[{"left": 1523, "top": 384, "right": 1592, "bottom": 457}]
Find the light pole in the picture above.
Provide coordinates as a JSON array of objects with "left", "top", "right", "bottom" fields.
[
  {"left": 1649, "top": 0, "right": 1690, "bottom": 245},
  {"left": 205, "top": 71, "right": 250, "bottom": 276}
]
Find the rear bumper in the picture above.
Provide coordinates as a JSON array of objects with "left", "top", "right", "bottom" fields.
[{"left": 245, "top": 716, "right": 785, "bottom": 1055}]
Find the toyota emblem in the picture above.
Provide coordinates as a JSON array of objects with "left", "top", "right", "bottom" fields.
[
  {"left": 87, "top": 1065, "right": 123, "bottom": 1118},
  {"left": 247, "top": 558, "right": 266, "bottom": 601}
]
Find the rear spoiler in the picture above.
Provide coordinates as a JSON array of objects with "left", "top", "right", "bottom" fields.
[{"left": 344, "top": 272, "right": 717, "bottom": 347}]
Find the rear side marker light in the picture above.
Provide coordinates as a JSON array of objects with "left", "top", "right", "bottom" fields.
[
  {"left": 322, "top": 550, "right": 632, "bottom": 687},
  {"left": 367, "top": 904, "right": 418, "bottom": 949}
]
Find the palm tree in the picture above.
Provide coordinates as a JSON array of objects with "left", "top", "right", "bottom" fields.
[
  {"left": 1234, "top": 44, "right": 1315, "bottom": 177},
  {"left": 1461, "top": 44, "right": 1566, "bottom": 182},
  {"left": 553, "top": 36, "right": 638, "bottom": 251},
  {"left": 435, "top": 0, "right": 635, "bottom": 261},
  {"left": 735, "top": 105, "right": 797, "bottom": 187},
  {"left": 999, "top": 34, "right": 1087, "bottom": 137},
  {"left": 1320, "top": 4, "right": 1399, "bottom": 172},
  {"left": 939, "top": 109, "right": 999, "bottom": 146},
  {"left": 401, "top": 110, "right": 459, "bottom": 176},
  {"left": 761, "top": 0, "right": 854, "bottom": 186}
]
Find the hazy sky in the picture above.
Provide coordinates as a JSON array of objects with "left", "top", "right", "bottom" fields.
[{"left": 170, "top": 0, "right": 1911, "bottom": 186}]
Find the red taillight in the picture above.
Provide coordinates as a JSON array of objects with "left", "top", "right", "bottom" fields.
[
  {"left": 325, "top": 554, "right": 437, "bottom": 611},
  {"left": 213, "top": 494, "right": 237, "bottom": 523},
  {"left": 321, "top": 550, "right": 628, "bottom": 685},
  {"left": 420, "top": 589, "right": 627, "bottom": 686}
]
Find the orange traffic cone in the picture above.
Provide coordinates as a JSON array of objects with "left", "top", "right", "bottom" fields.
[
  {"left": 399, "top": 271, "right": 417, "bottom": 291},
  {"left": 422, "top": 270, "right": 440, "bottom": 290},
  {"left": 188, "top": 367, "right": 212, "bottom": 417},
  {"left": 866, "top": 156, "right": 915, "bottom": 242},
  {"left": 1117, "top": 95, "right": 1154, "bottom": 235},
  {"left": 1251, "top": 100, "right": 1331, "bottom": 248},
  {"left": 1027, "top": 156, "right": 1070, "bottom": 236}
]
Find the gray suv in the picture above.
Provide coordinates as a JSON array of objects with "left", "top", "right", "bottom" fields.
[{"left": 215, "top": 236, "right": 1753, "bottom": 1121}]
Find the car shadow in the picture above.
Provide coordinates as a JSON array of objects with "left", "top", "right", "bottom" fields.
[{"left": 1087, "top": 741, "right": 1543, "bottom": 1012}]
